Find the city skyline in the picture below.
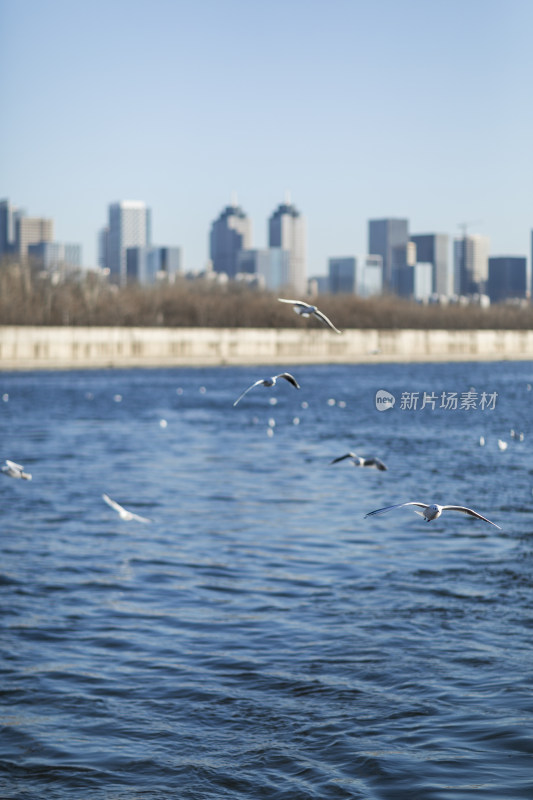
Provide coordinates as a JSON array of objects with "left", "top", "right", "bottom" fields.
[{"left": 2, "top": 1, "right": 533, "bottom": 275}]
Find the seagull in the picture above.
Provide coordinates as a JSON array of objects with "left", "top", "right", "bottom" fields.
[
  {"left": 364, "top": 501, "right": 501, "bottom": 529},
  {"left": 102, "top": 493, "right": 151, "bottom": 523},
  {"left": 330, "top": 452, "right": 387, "bottom": 471},
  {"left": 233, "top": 372, "right": 300, "bottom": 406},
  {"left": 278, "top": 298, "right": 342, "bottom": 334},
  {"left": 1, "top": 459, "right": 32, "bottom": 480}
]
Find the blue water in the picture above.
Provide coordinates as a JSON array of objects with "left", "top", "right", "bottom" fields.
[{"left": 1, "top": 361, "right": 533, "bottom": 799}]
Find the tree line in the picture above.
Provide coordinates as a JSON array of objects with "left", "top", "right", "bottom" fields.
[{"left": 1, "top": 259, "right": 532, "bottom": 329}]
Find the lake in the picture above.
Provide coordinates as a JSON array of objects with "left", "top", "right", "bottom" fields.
[{"left": 1, "top": 360, "right": 532, "bottom": 799}]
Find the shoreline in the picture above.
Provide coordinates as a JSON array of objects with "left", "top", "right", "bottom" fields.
[{"left": 1, "top": 325, "right": 533, "bottom": 370}]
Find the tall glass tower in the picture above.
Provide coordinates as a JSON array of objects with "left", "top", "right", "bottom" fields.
[
  {"left": 368, "top": 218, "right": 409, "bottom": 292},
  {"left": 209, "top": 204, "right": 252, "bottom": 278},
  {"left": 268, "top": 200, "right": 306, "bottom": 295},
  {"left": 107, "top": 201, "right": 152, "bottom": 285}
]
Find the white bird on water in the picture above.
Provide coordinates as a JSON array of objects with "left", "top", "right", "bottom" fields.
[
  {"left": 2, "top": 460, "right": 32, "bottom": 480},
  {"left": 364, "top": 501, "right": 501, "bottom": 529},
  {"left": 102, "top": 493, "right": 151, "bottom": 523},
  {"left": 330, "top": 452, "right": 387, "bottom": 471},
  {"left": 277, "top": 298, "right": 342, "bottom": 334},
  {"left": 233, "top": 372, "right": 300, "bottom": 406}
]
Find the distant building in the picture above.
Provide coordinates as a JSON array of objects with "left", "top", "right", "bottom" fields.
[
  {"left": 126, "top": 246, "right": 182, "bottom": 284},
  {"left": 28, "top": 241, "right": 82, "bottom": 271},
  {"left": 0, "top": 199, "right": 23, "bottom": 258},
  {"left": 487, "top": 256, "right": 527, "bottom": 303},
  {"left": 106, "top": 201, "right": 152, "bottom": 285},
  {"left": 236, "top": 248, "right": 290, "bottom": 290},
  {"left": 209, "top": 204, "right": 252, "bottom": 279},
  {"left": 368, "top": 218, "right": 409, "bottom": 291},
  {"left": 328, "top": 255, "right": 383, "bottom": 296},
  {"left": 328, "top": 257, "right": 356, "bottom": 293},
  {"left": 453, "top": 234, "right": 489, "bottom": 295},
  {"left": 268, "top": 201, "right": 306, "bottom": 295},
  {"left": 410, "top": 233, "right": 449, "bottom": 295},
  {"left": 16, "top": 215, "right": 54, "bottom": 258},
  {"left": 396, "top": 262, "right": 433, "bottom": 302}
]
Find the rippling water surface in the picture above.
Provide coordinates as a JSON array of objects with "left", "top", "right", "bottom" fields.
[{"left": 1, "top": 361, "right": 533, "bottom": 799}]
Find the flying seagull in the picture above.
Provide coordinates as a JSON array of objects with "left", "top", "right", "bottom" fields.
[
  {"left": 278, "top": 298, "right": 342, "bottom": 334},
  {"left": 364, "top": 501, "right": 500, "bottom": 529},
  {"left": 1, "top": 459, "right": 32, "bottom": 480},
  {"left": 233, "top": 372, "right": 300, "bottom": 406},
  {"left": 102, "top": 493, "right": 151, "bottom": 523},
  {"left": 330, "top": 452, "right": 387, "bottom": 471}
]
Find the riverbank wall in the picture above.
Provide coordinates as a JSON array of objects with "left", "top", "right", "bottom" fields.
[{"left": 0, "top": 326, "right": 532, "bottom": 370}]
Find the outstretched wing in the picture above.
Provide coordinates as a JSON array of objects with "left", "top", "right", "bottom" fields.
[
  {"left": 364, "top": 501, "right": 427, "bottom": 518},
  {"left": 102, "top": 493, "right": 125, "bottom": 514},
  {"left": 276, "top": 373, "right": 300, "bottom": 390},
  {"left": 330, "top": 452, "right": 358, "bottom": 464},
  {"left": 128, "top": 510, "right": 152, "bottom": 524},
  {"left": 5, "top": 459, "right": 24, "bottom": 471},
  {"left": 233, "top": 380, "right": 263, "bottom": 406},
  {"left": 278, "top": 298, "right": 307, "bottom": 309},
  {"left": 364, "top": 457, "right": 388, "bottom": 471},
  {"left": 312, "top": 307, "right": 343, "bottom": 334},
  {"left": 442, "top": 505, "right": 501, "bottom": 529}
]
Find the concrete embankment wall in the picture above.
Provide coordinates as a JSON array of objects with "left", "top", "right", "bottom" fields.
[{"left": 0, "top": 326, "right": 532, "bottom": 370}]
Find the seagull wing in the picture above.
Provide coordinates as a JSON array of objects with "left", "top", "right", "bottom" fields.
[
  {"left": 442, "top": 505, "right": 501, "bottom": 529},
  {"left": 233, "top": 379, "right": 264, "bottom": 406},
  {"left": 102, "top": 493, "right": 125, "bottom": 514},
  {"left": 364, "top": 457, "right": 388, "bottom": 471},
  {"left": 277, "top": 298, "right": 307, "bottom": 308},
  {"left": 128, "top": 511, "right": 152, "bottom": 524},
  {"left": 330, "top": 452, "right": 358, "bottom": 464},
  {"left": 364, "top": 501, "right": 427, "bottom": 518},
  {"left": 5, "top": 459, "right": 24, "bottom": 471},
  {"left": 276, "top": 373, "right": 300, "bottom": 389},
  {"left": 312, "top": 308, "right": 343, "bottom": 334}
]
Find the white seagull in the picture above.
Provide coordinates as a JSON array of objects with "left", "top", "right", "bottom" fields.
[
  {"left": 364, "top": 501, "right": 500, "bottom": 529},
  {"left": 278, "top": 298, "right": 342, "bottom": 334},
  {"left": 233, "top": 372, "right": 300, "bottom": 406},
  {"left": 330, "top": 452, "right": 387, "bottom": 471},
  {"left": 102, "top": 493, "right": 151, "bottom": 523},
  {"left": 1, "top": 459, "right": 32, "bottom": 480}
]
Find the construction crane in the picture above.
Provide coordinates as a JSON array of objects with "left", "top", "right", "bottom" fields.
[{"left": 458, "top": 220, "right": 482, "bottom": 238}]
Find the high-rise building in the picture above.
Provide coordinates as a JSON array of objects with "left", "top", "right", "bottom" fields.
[
  {"left": 209, "top": 204, "right": 252, "bottom": 279},
  {"left": 395, "top": 263, "right": 433, "bottom": 302},
  {"left": 368, "top": 218, "right": 409, "bottom": 291},
  {"left": 106, "top": 201, "right": 152, "bottom": 284},
  {"left": 28, "top": 241, "right": 82, "bottom": 271},
  {"left": 453, "top": 234, "right": 489, "bottom": 295},
  {"left": 237, "top": 248, "right": 290, "bottom": 290},
  {"left": 328, "top": 255, "right": 383, "bottom": 297},
  {"left": 0, "top": 199, "right": 22, "bottom": 258},
  {"left": 268, "top": 201, "right": 306, "bottom": 295},
  {"left": 16, "top": 216, "right": 54, "bottom": 258},
  {"left": 410, "top": 233, "right": 449, "bottom": 296},
  {"left": 126, "top": 246, "right": 182, "bottom": 284},
  {"left": 487, "top": 256, "right": 527, "bottom": 303}
]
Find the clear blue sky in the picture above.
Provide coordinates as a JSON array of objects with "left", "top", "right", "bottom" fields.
[{"left": 1, "top": 0, "right": 532, "bottom": 274}]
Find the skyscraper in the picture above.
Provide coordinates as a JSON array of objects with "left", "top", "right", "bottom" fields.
[
  {"left": 107, "top": 201, "right": 152, "bottom": 284},
  {"left": 268, "top": 200, "right": 306, "bottom": 295},
  {"left": 453, "top": 234, "right": 489, "bottom": 295},
  {"left": 209, "top": 204, "right": 252, "bottom": 279},
  {"left": 487, "top": 256, "right": 527, "bottom": 303},
  {"left": 368, "top": 218, "right": 409, "bottom": 292},
  {"left": 410, "top": 233, "right": 449, "bottom": 296},
  {"left": 0, "top": 199, "right": 21, "bottom": 258}
]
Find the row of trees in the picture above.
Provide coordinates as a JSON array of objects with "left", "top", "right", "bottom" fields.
[{"left": 1, "top": 259, "right": 533, "bottom": 329}]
